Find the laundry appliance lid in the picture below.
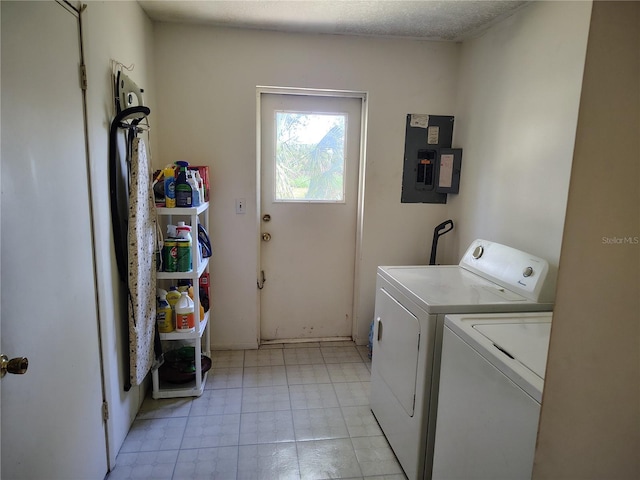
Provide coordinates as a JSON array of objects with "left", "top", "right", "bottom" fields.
[
  {"left": 378, "top": 239, "right": 554, "bottom": 314},
  {"left": 444, "top": 312, "right": 552, "bottom": 402},
  {"left": 474, "top": 322, "right": 551, "bottom": 378},
  {"left": 377, "top": 265, "right": 553, "bottom": 315}
]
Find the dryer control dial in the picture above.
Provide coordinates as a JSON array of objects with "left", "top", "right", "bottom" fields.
[
  {"left": 523, "top": 266, "right": 534, "bottom": 277},
  {"left": 472, "top": 246, "right": 484, "bottom": 259}
]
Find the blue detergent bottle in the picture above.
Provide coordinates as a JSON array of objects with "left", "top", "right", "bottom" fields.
[{"left": 174, "top": 161, "right": 192, "bottom": 207}]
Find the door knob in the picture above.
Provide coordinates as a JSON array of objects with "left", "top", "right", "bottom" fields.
[
  {"left": 1, "top": 354, "right": 29, "bottom": 378},
  {"left": 262, "top": 232, "right": 272, "bottom": 242}
]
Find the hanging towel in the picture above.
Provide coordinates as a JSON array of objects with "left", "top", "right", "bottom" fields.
[{"left": 128, "top": 137, "right": 157, "bottom": 386}]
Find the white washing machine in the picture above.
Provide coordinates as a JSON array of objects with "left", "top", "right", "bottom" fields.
[
  {"left": 431, "top": 312, "right": 552, "bottom": 480},
  {"left": 369, "top": 239, "right": 554, "bottom": 480}
]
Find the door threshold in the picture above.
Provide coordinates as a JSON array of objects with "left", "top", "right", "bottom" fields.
[{"left": 260, "top": 336, "right": 353, "bottom": 346}]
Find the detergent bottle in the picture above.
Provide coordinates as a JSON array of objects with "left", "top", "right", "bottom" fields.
[
  {"left": 163, "top": 165, "right": 176, "bottom": 208},
  {"left": 156, "top": 290, "right": 174, "bottom": 333},
  {"left": 176, "top": 221, "right": 192, "bottom": 240},
  {"left": 165, "top": 287, "right": 182, "bottom": 329},
  {"left": 174, "top": 161, "right": 192, "bottom": 207},
  {"left": 187, "top": 285, "right": 205, "bottom": 321},
  {"left": 175, "top": 222, "right": 192, "bottom": 272},
  {"left": 194, "top": 170, "right": 206, "bottom": 203},
  {"left": 187, "top": 169, "right": 200, "bottom": 206},
  {"left": 175, "top": 291, "right": 195, "bottom": 332}
]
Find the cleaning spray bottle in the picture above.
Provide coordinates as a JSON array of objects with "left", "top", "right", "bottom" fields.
[
  {"left": 156, "top": 289, "right": 174, "bottom": 333},
  {"left": 163, "top": 165, "right": 176, "bottom": 208},
  {"left": 175, "top": 161, "right": 192, "bottom": 208}
]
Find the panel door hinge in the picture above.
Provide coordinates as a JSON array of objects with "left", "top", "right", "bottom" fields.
[
  {"left": 102, "top": 401, "right": 109, "bottom": 421},
  {"left": 80, "top": 64, "right": 88, "bottom": 90}
]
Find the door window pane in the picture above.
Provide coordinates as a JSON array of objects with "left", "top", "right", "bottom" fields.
[{"left": 275, "top": 111, "right": 346, "bottom": 202}]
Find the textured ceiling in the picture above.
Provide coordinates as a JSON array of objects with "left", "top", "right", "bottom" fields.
[{"left": 138, "top": 1, "right": 529, "bottom": 41}]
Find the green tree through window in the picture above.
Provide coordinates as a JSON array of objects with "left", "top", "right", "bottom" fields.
[{"left": 275, "top": 111, "right": 346, "bottom": 201}]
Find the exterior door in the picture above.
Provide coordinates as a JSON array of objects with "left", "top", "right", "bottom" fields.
[
  {"left": 260, "top": 92, "right": 362, "bottom": 341},
  {"left": 1, "top": 2, "right": 109, "bottom": 478}
]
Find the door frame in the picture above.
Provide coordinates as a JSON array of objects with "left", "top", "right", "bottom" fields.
[{"left": 255, "top": 86, "right": 369, "bottom": 344}]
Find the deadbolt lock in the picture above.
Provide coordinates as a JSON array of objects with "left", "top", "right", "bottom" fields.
[
  {"left": 262, "top": 232, "right": 272, "bottom": 242},
  {"left": 262, "top": 214, "right": 271, "bottom": 222},
  {"left": 1, "top": 354, "right": 29, "bottom": 378}
]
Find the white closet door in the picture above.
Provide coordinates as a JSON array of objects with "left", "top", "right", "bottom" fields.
[{"left": 1, "top": 2, "right": 109, "bottom": 478}]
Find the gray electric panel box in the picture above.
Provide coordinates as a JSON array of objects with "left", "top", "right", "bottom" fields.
[{"left": 401, "top": 114, "right": 462, "bottom": 203}]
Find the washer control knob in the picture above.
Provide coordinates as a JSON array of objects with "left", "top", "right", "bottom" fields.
[
  {"left": 523, "top": 266, "right": 534, "bottom": 277},
  {"left": 472, "top": 246, "right": 484, "bottom": 259}
]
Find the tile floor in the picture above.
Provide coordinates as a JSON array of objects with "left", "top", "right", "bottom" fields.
[{"left": 109, "top": 341, "right": 406, "bottom": 480}]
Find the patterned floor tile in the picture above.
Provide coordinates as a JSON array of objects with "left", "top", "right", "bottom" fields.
[
  {"left": 351, "top": 436, "right": 403, "bottom": 477},
  {"left": 244, "top": 349, "right": 285, "bottom": 367},
  {"left": 136, "top": 396, "right": 192, "bottom": 420},
  {"left": 181, "top": 414, "right": 241, "bottom": 449},
  {"left": 110, "top": 450, "right": 178, "bottom": 480},
  {"left": 237, "top": 442, "right": 300, "bottom": 480},
  {"left": 120, "top": 417, "right": 187, "bottom": 453},
  {"left": 289, "top": 383, "right": 340, "bottom": 410},
  {"left": 283, "top": 347, "right": 325, "bottom": 365},
  {"left": 321, "top": 346, "right": 364, "bottom": 364},
  {"left": 189, "top": 388, "right": 242, "bottom": 416},
  {"left": 341, "top": 405, "right": 383, "bottom": 438},
  {"left": 241, "top": 385, "right": 291, "bottom": 412},
  {"left": 292, "top": 407, "right": 349, "bottom": 441},
  {"left": 297, "top": 438, "right": 362, "bottom": 480},
  {"left": 206, "top": 367, "right": 244, "bottom": 389},
  {"left": 333, "top": 382, "right": 371, "bottom": 407},
  {"left": 239, "top": 410, "right": 295, "bottom": 444},
  {"left": 173, "top": 446, "right": 238, "bottom": 479},
  {"left": 327, "top": 363, "right": 371, "bottom": 383},
  {"left": 285, "top": 364, "right": 331, "bottom": 385},
  {"left": 122, "top": 342, "right": 405, "bottom": 480},
  {"left": 211, "top": 350, "right": 245, "bottom": 368},
  {"left": 243, "top": 365, "right": 288, "bottom": 387}
]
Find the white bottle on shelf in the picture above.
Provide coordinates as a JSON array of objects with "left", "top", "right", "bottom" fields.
[
  {"left": 187, "top": 170, "right": 200, "bottom": 206},
  {"left": 175, "top": 291, "right": 195, "bottom": 333}
]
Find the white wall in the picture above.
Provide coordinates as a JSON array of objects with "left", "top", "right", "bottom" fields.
[
  {"left": 153, "top": 25, "right": 460, "bottom": 347},
  {"left": 82, "top": 1, "right": 156, "bottom": 466},
  {"left": 534, "top": 1, "right": 640, "bottom": 477},
  {"left": 446, "top": 1, "right": 593, "bottom": 286}
]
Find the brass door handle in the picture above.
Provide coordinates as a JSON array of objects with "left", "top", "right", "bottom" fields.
[
  {"left": 262, "top": 232, "right": 271, "bottom": 242},
  {"left": 1, "top": 354, "right": 29, "bottom": 378}
]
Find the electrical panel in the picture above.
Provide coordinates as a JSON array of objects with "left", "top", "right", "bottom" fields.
[{"left": 401, "top": 114, "right": 462, "bottom": 203}]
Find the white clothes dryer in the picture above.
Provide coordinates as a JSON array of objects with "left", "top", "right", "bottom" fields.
[
  {"left": 369, "top": 239, "right": 554, "bottom": 480},
  {"left": 431, "top": 312, "right": 552, "bottom": 480}
]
